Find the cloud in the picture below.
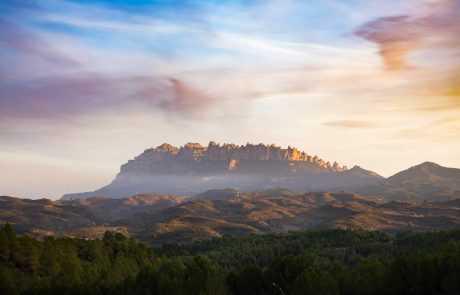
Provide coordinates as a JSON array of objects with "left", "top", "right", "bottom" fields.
[
  {"left": 354, "top": 1, "right": 460, "bottom": 71},
  {"left": 133, "top": 78, "right": 215, "bottom": 115},
  {"left": 323, "top": 120, "right": 378, "bottom": 129},
  {"left": 397, "top": 116, "right": 460, "bottom": 142},
  {"left": 41, "top": 14, "right": 190, "bottom": 35},
  {"left": 160, "top": 79, "right": 214, "bottom": 113},
  {"left": 0, "top": 73, "right": 216, "bottom": 122},
  {"left": 0, "top": 7, "right": 218, "bottom": 120},
  {"left": 0, "top": 0, "right": 384, "bottom": 124},
  {"left": 353, "top": 0, "right": 460, "bottom": 115},
  {"left": 355, "top": 15, "right": 419, "bottom": 71},
  {"left": 2, "top": 0, "right": 458, "bottom": 125},
  {"left": 0, "top": 19, "right": 79, "bottom": 67},
  {"left": 0, "top": 74, "right": 122, "bottom": 119}
]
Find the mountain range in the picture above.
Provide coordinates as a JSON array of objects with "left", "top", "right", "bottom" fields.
[
  {"left": 2, "top": 141, "right": 460, "bottom": 244},
  {"left": 63, "top": 142, "right": 382, "bottom": 199},
  {"left": 63, "top": 142, "right": 460, "bottom": 203},
  {"left": 1, "top": 190, "right": 460, "bottom": 244}
]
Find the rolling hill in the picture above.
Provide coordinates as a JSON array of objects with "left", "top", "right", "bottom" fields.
[{"left": 2, "top": 190, "right": 460, "bottom": 244}]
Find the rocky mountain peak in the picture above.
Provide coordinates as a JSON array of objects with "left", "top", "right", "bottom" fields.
[
  {"left": 137, "top": 141, "right": 348, "bottom": 172},
  {"left": 156, "top": 143, "right": 179, "bottom": 154},
  {"left": 62, "top": 142, "right": 385, "bottom": 199}
]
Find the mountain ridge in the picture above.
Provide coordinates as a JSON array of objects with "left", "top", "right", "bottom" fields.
[
  {"left": 63, "top": 141, "right": 384, "bottom": 200},
  {"left": 58, "top": 141, "right": 460, "bottom": 203},
  {"left": 379, "top": 161, "right": 460, "bottom": 202}
]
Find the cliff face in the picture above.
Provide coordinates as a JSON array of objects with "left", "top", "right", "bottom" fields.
[
  {"left": 120, "top": 142, "right": 348, "bottom": 176},
  {"left": 63, "top": 142, "right": 384, "bottom": 199}
]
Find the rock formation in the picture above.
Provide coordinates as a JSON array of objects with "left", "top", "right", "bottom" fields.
[
  {"left": 120, "top": 142, "right": 348, "bottom": 176},
  {"left": 63, "top": 141, "right": 384, "bottom": 199}
]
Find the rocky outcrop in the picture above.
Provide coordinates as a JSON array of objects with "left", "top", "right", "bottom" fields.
[
  {"left": 63, "top": 141, "right": 386, "bottom": 199},
  {"left": 119, "top": 142, "right": 348, "bottom": 176}
]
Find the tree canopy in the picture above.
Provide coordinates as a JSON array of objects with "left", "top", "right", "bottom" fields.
[{"left": 1, "top": 225, "right": 460, "bottom": 294}]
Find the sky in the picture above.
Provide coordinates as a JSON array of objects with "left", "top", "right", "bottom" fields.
[{"left": 0, "top": 0, "right": 459, "bottom": 199}]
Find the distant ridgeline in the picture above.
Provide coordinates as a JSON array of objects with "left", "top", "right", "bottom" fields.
[
  {"left": 63, "top": 142, "right": 382, "bottom": 199},
  {"left": 121, "top": 142, "right": 348, "bottom": 175}
]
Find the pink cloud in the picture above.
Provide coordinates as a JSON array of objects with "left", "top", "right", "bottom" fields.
[
  {"left": 355, "top": 1, "right": 460, "bottom": 71},
  {"left": 355, "top": 16, "right": 420, "bottom": 71},
  {"left": 0, "top": 73, "right": 216, "bottom": 122},
  {"left": 0, "top": 19, "right": 79, "bottom": 67}
]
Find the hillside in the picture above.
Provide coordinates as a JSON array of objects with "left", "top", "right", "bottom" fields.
[
  {"left": 0, "top": 194, "right": 185, "bottom": 239},
  {"left": 386, "top": 162, "right": 460, "bottom": 200},
  {"left": 140, "top": 191, "right": 460, "bottom": 244},
  {"left": 0, "top": 195, "right": 98, "bottom": 237},
  {"left": 2, "top": 191, "right": 460, "bottom": 244},
  {"left": 358, "top": 162, "right": 460, "bottom": 202}
]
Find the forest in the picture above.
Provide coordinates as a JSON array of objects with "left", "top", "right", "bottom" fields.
[{"left": 1, "top": 224, "right": 460, "bottom": 295}]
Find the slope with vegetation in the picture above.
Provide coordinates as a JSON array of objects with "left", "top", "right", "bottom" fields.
[
  {"left": 1, "top": 224, "right": 460, "bottom": 294},
  {"left": 2, "top": 191, "right": 460, "bottom": 245}
]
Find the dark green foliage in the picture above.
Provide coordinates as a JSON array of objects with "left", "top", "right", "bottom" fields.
[{"left": 1, "top": 224, "right": 460, "bottom": 294}]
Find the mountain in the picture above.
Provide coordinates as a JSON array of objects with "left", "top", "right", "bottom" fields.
[
  {"left": 0, "top": 195, "right": 99, "bottom": 237},
  {"left": 3, "top": 191, "right": 460, "bottom": 244},
  {"left": 0, "top": 194, "right": 185, "bottom": 239},
  {"left": 387, "top": 162, "right": 460, "bottom": 197},
  {"left": 144, "top": 191, "right": 460, "bottom": 244},
  {"left": 69, "top": 194, "right": 186, "bottom": 222},
  {"left": 358, "top": 162, "right": 460, "bottom": 202},
  {"left": 194, "top": 188, "right": 240, "bottom": 200},
  {"left": 63, "top": 142, "right": 384, "bottom": 199}
]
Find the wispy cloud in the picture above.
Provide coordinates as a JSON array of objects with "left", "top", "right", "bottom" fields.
[
  {"left": 0, "top": 73, "right": 217, "bottom": 121},
  {"left": 323, "top": 120, "right": 379, "bottom": 129},
  {"left": 0, "top": 19, "right": 79, "bottom": 68},
  {"left": 397, "top": 116, "right": 460, "bottom": 143}
]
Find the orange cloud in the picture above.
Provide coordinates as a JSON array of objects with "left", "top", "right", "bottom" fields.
[
  {"left": 323, "top": 120, "right": 378, "bottom": 129},
  {"left": 355, "top": 16, "right": 420, "bottom": 71},
  {"left": 354, "top": 0, "right": 460, "bottom": 113},
  {"left": 446, "top": 75, "right": 460, "bottom": 97}
]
